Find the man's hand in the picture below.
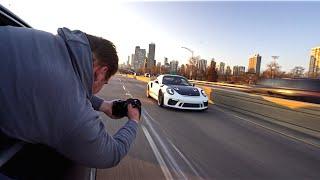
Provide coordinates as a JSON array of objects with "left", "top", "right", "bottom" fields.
[
  {"left": 127, "top": 104, "right": 140, "bottom": 123},
  {"left": 100, "top": 100, "right": 121, "bottom": 119}
]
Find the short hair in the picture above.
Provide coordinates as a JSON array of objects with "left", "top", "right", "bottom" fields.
[{"left": 85, "top": 33, "right": 118, "bottom": 79}]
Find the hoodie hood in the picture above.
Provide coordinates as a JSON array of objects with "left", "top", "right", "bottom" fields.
[{"left": 57, "top": 27, "right": 93, "bottom": 98}]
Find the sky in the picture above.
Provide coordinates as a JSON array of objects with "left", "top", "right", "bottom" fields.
[{"left": 2, "top": 0, "right": 320, "bottom": 71}]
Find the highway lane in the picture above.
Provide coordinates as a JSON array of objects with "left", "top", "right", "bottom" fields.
[{"left": 96, "top": 75, "right": 320, "bottom": 180}]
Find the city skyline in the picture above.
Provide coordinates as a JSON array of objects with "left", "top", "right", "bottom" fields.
[
  {"left": 127, "top": 43, "right": 318, "bottom": 77},
  {"left": 3, "top": 1, "right": 320, "bottom": 71}
]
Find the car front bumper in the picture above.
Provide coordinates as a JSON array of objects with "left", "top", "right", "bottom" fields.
[{"left": 163, "top": 93, "right": 209, "bottom": 110}]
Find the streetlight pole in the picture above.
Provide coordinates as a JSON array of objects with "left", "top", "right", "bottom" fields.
[
  {"left": 181, "top": 47, "right": 194, "bottom": 79},
  {"left": 181, "top": 47, "right": 194, "bottom": 59},
  {"left": 271, "top": 56, "right": 279, "bottom": 79}
]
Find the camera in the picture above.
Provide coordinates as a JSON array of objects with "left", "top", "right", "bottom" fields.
[{"left": 112, "top": 98, "right": 142, "bottom": 118}]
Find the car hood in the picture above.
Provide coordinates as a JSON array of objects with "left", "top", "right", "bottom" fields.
[{"left": 168, "top": 85, "right": 200, "bottom": 96}]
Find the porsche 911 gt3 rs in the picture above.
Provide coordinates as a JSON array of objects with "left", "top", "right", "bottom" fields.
[{"left": 146, "top": 74, "right": 209, "bottom": 110}]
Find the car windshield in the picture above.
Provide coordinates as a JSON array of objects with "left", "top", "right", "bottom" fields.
[{"left": 162, "top": 76, "right": 191, "bottom": 86}]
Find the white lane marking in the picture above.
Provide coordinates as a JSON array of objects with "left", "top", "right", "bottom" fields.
[
  {"left": 142, "top": 109, "right": 160, "bottom": 126},
  {"left": 168, "top": 140, "right": 203, "bottom": 180},
  {"left": 142, "top": 125, "right": 174, "bottom": 180},
  {"left": 119, "top": 78, "right": 133, "bottom": 98},
  {"left": 144, "top": 109, "right": 202, "bottom": 178},
  {"left": 214, "top": 106, "right": 320, "bottom": 149},
  {"left": 118, "top": 77, "right": 173, "bottom": 179},
  {"left": 143, "top": 113, "right": 187, "bottom": 179}
]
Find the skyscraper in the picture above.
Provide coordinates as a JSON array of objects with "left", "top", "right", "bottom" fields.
[
  {"left": 133, "top": 46, "right": 146, "bottom": 71},
  {"left": 308, "top": 47, "right": 320, "bottom": 78},
  {"left": 131, "top": 54, "right": 135, "bottom": 67},
  {"left": 197, "top": 59, "right": 207, "bottom": 72},
  {"left": 127, "top": 56, "right": 130, "bottom": 66},
  {"left": 147, "top": 43, "right": 156, "bottom": 69},
  {"left": 138, "top": 49, "right": 146, "bottom": 69},
  {"left": 233, "top": 66, "right": 245, "bottom": 76},
  {"left": 210, "top": 59, "right": 216, "bottom": 68},
  {"left": 133, "top": 46, "right": 140, "bottom": 70},
  {"left": 169, "top": 60, "right": 179, "bottom": 74},
  {"left": 248, "top": 54, "right": 262, "bottom": 75},
  {"left": 164, "top": 57, "right": 169, "bottom": 66},
  {"left": 219, "top": 62, "right": 225, "bottom": 75},
  {"left": 226, "top": 66, "right": 232, "bottom": 76}
]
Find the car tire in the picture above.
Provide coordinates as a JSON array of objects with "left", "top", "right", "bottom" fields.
[
  {"left": 201, "top": 108, "right": 208, "bottom": 112},
  {"left": 158, "top": 91, "right": 164, "bottom": 107},
  {"left": 146, "top": 86, "right": 151, "bottom": 98}
]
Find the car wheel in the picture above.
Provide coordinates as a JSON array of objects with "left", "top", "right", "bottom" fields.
[
  {"left": 146, "top": 86, "right": 151, "bottom": 98},
  {"left": 201, "top": 108, "right": 208, "bottom": 112},
  {"left": 158, "top": 91, "right": 164, "bottom": 107}
]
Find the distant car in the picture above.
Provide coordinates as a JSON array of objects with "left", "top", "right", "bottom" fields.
[
  {"left": 146, "top": 74, "right": 209, "bottom": 110},
  {"left": 144, "top": 73, "right": 150, "bottom": 77}
]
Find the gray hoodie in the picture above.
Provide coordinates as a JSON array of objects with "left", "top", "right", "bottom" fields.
[{"left": 0, "top": 26, "right": 138, "bottom": 168}]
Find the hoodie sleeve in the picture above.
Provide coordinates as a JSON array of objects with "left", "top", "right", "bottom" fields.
[
  {"left": 90, "top": 95, "right": 104, "bottom": 111},
  {"left": 57, "top": 103, "right": 138, "bottom": 168}
]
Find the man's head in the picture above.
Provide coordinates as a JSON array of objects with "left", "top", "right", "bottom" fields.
[{"left": 86, "top": 33, "right": 118, "bottom": 94}]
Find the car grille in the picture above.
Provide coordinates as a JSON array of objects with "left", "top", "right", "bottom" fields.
[
  {"left": 183, "top": 103, "right": 200, "bottom": 108},
  {"left": 204, "top": 101, "right": 208, "bottom": 106},
  {"left": 168, "top": 99, "right": 178, "bottom": 105}
]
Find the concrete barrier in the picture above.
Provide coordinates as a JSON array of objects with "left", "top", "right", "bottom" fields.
[
  {"left": 127, "top": 74, "right": 135, "bottom": 79},
  {"left": 212, "top": 88, "right": 320, "bottom": 137},
  {"left": 125, "top": 75, "right": 151, "bottom": 83},
  {"left": 135, "top": 76, "right": 151, "bottom": 83}
]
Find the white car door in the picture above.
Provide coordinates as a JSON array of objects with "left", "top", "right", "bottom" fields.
[{"left": 151, "top": 79, "right": 161, "bottom": 98}]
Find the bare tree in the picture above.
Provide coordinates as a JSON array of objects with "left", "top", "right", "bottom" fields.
[
  {"left": 262, "top": 61, "right": 283, "bottom": 79},
  {"left": 290, "top": 66, "right": 305, "bottom": 78}
]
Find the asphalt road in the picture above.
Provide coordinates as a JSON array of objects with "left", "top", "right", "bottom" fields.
[{"left": 95, "top": 75, "right": 320, "bottom": 180}]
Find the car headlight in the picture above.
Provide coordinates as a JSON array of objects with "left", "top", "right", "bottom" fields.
[
  {"left": 166, "top": 87, "right": 175, "bottom": 95},
  {"left": 201, "top": 90, "right": 207, "bottom": 97}
]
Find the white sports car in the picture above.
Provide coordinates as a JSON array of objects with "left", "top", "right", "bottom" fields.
[{"left": 146, "top": 74, "right": 209, "bottom": 110}]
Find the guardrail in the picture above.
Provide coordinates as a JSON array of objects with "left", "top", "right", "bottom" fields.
[{"left": 189, "top": 80, "right": 250, "bottom": 89}]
